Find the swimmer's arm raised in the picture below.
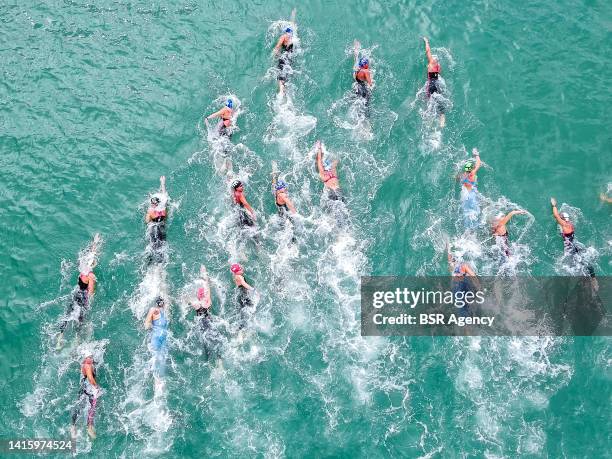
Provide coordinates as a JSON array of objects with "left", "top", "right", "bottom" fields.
[
  {"left": 315, "top": 141, "right": 325, "bottom": 180},
  {"left": 159, "top": 175, "right": 166, "bottom": 195},
  {"left": 423, "top": 37, "right": 434, "bottom": 65},
  {"left": 550, "top": 198, "right": 566, "bottom": 226}
]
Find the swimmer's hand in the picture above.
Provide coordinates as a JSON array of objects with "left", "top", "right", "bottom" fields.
[
  {"left": 550, "top": 197, "right": 557, "bottom": 207},
  {"left": 472, "top": 148, "right": 479, "bottom": 156}
]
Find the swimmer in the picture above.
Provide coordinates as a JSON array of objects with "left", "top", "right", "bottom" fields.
[
  {"left": 422, "top": 37, "right": 445, "bottom": 128},
  {"left": 271, "top": 173, "right": 297, "bottom": 218},
  {"left": 491, "top": 210, "right": 528, "bottom": 256},
  {"left": 459, "top": 148, "right": 481, "bottom": 192},
  {"left": 145, "top": 176, "right": 167, "bottom": 252},
  {"left": 600, "top": 192, "right": 612, "bottom": 203},
  {"left": 144, "top": 296, "right": 169, "bottom": 381},
  {"left": 315, "top": 140, "right": 344, "bottom": 202},
  {"left": 189, "top": 265, "right": 212, "bottom": 328},
  {"left": 230, "top": 263, "right": 254, "bottom": 331},
  {"left": 70, "top": 351, "right": 99, "bottom": 439},
  {"left": 231, "top": 180, "right": 257, "bottom": 227},
  {"left": 206, "top": 99, "right": 234, "bottom": 138},
  {"left": 57, "top": 257, "right": 98, "bottom": 348},
  {"left": 353, "top": 40, "right": 373, "bottom": 111},
  {"left": 550, "top": 198, "right": 596, "bottom": 279},
  {"left": 447, "top": 244, "right": 482, "bottom": 318},
  {"left": 273, "top": 24, "right": 295, "bottom": 96}
]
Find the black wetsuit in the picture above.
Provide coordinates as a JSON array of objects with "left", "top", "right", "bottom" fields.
[
  {"left": 427, "top": 70, "right": 445, "bottom": 114},
  {"left": 563, "top": 231, "right": 596, "bottom": 277},
  {"left": 354, "top": 70, "right": 371, "bottom": 114},
  {"left": 59, "top": 277, "right": 89, "bottom": 333},
  {"left": 218, "top": 119, "right": 232, "bottom": 139},
  {"left": 149, "top": 212, "right": 167, "bottom": 247},
  {"left": 234, "top": 192, "right": 255, "bottom": 227},
  {"left": 71, "top": 360, "right": 97, "bottom": 427},
  {"left": 495, "top": 231, "right": 510, "bottom": 257},
  {"left": 236, "top": 285, "right": 253, "bottom": 330},
  {"left": 326, "top": 187, "right": 345, "bottom": 203},
  {"left": 278, "top": 41, "right": 294, "bottom": 82}
]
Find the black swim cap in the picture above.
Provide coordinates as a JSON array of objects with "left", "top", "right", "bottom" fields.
[
  {"left": 151, "top": 196, "right": 160, "bottom": 205},
  {"left": 232, "top": 180, "right": 242, "bottom": 190},
  {"left": 156, "top": 296, "right": 165, "bottom": 306}
]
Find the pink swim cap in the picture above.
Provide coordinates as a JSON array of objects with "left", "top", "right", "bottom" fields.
[
  {"left": 197, "top": 287, "right": 205, "bottom": 300},
  {"left": 230, "top": 263, "right": 242, "bottom": 274}
]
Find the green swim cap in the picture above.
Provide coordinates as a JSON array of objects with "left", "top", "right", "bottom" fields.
[{"left": 464, "top": 160, "right": 475, "bottom": 172}]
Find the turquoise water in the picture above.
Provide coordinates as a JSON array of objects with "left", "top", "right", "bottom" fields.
[{"left": 1, "top": 0, "right": 610, "bottom": 457}]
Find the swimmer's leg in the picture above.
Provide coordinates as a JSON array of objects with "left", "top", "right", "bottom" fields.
[{"left": 86, "top": 392, "right": 97, "bottom": 438}]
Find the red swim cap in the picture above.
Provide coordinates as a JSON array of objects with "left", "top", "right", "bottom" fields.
[
  {"left": 197, "top": 287, "right": 205, "bottom": 300},
  {"left": 230, "top": 263, "right": 242, "bottom": 274}
]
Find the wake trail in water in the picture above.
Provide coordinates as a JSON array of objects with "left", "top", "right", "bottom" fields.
[{"left": 117, "top": 184, "right": 174, "bottom": 455}]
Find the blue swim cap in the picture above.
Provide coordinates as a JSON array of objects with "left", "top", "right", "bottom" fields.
[
  {"left": 359, "top": 57, "right": 369, "bottom": 68},
  {"left": 226, "top": 99, "right": 233, "bottom": 109},
  {"left": 285, "top": 27, "right": 292, "bottom": 34},
  {"left": 323, "top": 159, "right": 332, "bottom": 171},
  {"left": 275, "top": 179, "right": 287, "bottom": 191}
]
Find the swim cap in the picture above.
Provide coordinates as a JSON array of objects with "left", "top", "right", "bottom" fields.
[
  {"left": 275, "top": 179, "right": 287, "bottom": 191},
  {"left": 151, "top": 196, "right": 160, "bottom": 205},
  {"left": 197, "top": 287, "right": 205, "bottom": 300},
  {"left": 359, "top": 57, "right": 369, "bottom": 68},
  {"left": 155, "top": 296, "right": 165, "bottom": 307},
  {"left": 82, "top": 348, "right": 94, "bottom": 358},
  {"left": 226, "top": 99, "right": 233, "bottom": 109},
  {"left": 285, "top": 27, "right": 292, "bottom": 34},
  {"left": 323, "top": 159, "right": 332, "bottom": 171},
  {"left": 230, "top": 263, "right": 242, "bottom": 274},
  {"left": 231, "top": 180, "right": 242, "bottom": 190},
  {"left": 464, "top": 160, "right": 475, "bottom": 172},
  {"left": 561, "top": 212, "right": 570, "bottom": 221}
]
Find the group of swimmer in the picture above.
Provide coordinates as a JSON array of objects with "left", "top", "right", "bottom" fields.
[
  {"left": 55, "top": 15, "right": 610, "bottom": 441},
  {"left": 448, "top": 147, "right": 600, "bottom": 309}
]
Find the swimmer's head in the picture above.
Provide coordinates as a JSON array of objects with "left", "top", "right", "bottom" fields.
[
  {"left": 151, "top": 196, "right": 161, "bottom": 206},
  {"left": 285, "top": 27, "right": 292, "bottom": 34},
  {"left": 359, "top": 57, "right": 369, "bottom": 68},
  {"left": 155, "top": 296, "right": 165, "bottom": 307},
  {"left": 464, "top": 159, "right": 475, "bottom": 172},
  {"left": 197, "top": 287, "right": 205, "bottom": 300},
  {"left": 323, "top": 159, "right": 332, "bottom": 171},
  {"left": 226, "top": 99, "right": 233, "bottom": 109},
  {"left": 561, "top": 212, "right": 571, "bottom": 222},
  {"left": 231, "top": 180, "right": 243, "bottom": 190},
  {"left": 431, "top": 54, "right": 439, "bottom": 63},
  {"left": 275, "top": 179, "right": 287, "bottom": 191},
  {"left": 230, "top": 263, "right": 243, "bottom": 274}
]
